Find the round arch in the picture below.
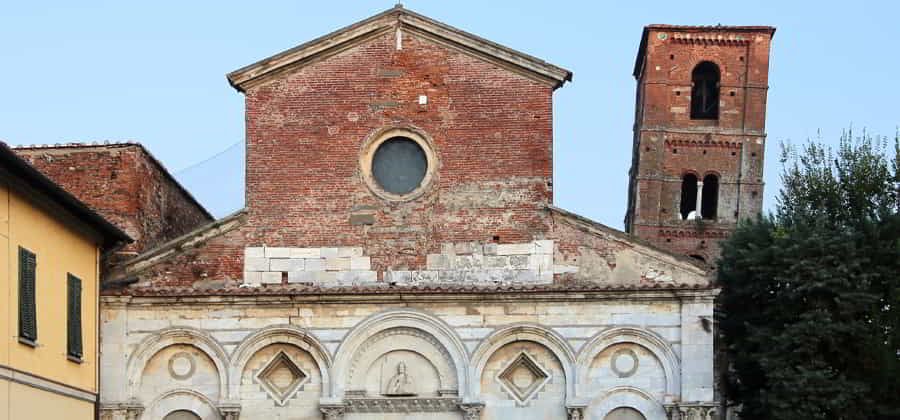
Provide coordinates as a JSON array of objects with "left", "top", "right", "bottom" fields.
[
  {"left": 587, "top": 386, "right": 667, "bottom": 420},
  {"left": 141, "top": 388, "right": 220, "bottom": 420},
  {"left": 468, "top": 323, "right": 576, "bottom": 402},
  {"left": 331, "top": 308, "right": 469, "bottom": 399},
  {"left": 228, "top": 324, "right": 333, "bottom": 401},
  {"left": 576, "top": 327, "right": 680, "bottom": 402},
  {"left": 126, "top": 326, "right": 229, "bottom": 402}
]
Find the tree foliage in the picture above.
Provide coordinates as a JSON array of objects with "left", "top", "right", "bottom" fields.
[{"left": 718, "top": 130, "right": 900, "bottom": 419}]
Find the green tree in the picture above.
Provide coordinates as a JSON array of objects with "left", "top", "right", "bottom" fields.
[{"left": 718, "top": 130, "right": 900, "bottom": 419}]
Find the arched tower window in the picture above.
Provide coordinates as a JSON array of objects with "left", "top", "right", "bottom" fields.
[
  {"left": 690, "top": 61, "right": 720, "bottom": 120},
  {"left": 680, "top": 173, "right": 698, "bottom": 219},
  {"left": 701, "top": 173, "right": 719, "bottom": 219}
]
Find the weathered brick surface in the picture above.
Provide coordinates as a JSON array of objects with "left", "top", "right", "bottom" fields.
[
  {"left": 14, "top": 143, "right": 214, "bottom": 256},
  {"left": 625, "top": 26, "right": 774, "bottom": 262},
  {"left": 242, "top": 31, "right": 553, "bottom": 271}
]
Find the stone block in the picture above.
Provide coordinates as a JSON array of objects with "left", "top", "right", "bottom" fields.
[
  {"left": 313, "top": 271, "right": 337, "bottom": 283},
  {"left": 287, "top": 271, "right": 315, "bottom": 283},
  {"left": 426, "top": 254, "right": 452, "bottom": 270},
  {"left": 454, "top": 242, "right": 482, "bottom": 255},
  {"left": 349, "top": 256, "right": 371, "bottom": 270},
  {"left": 264, "top": 247, "right": 292, "bottom": 258},
  {"left": 514, "top": 270, "right": 538, "bottom": 283},
  {"left": 243, "top": 272, "right": 262, "bottom": 285},
  {"left": 508, "top": 255, "right": 530, "bottom": 269},
  {"left": 438, "top": 270, "right": 465, "bottom": 283},
  {"left": 338, "top": 247, "right": 364, "bottom": 257},
  {"left": 537, "top": 270, "right": 553, "bottom": 283},
  {"left": 261, "top": 272, "right": 283, "bottom": 284},
  {"left": 269, "top": 258, "right": 305, "bottom": 272},
  {"left": 483, "top": 243, "right": 498, "bottom": 255},
  {"left": 454, "top": 254, "right": 483, "bottom": 270},
  {"left": 356, "top": 271, "right": 378, "bottom": 282},
  {"left": 290, "top": 248, "right": 321, "bottom": 258},
  {"left": 349, "top": 213, "right": 375, "bottom": 225},
  {"left": 320, "top": 247, "right": 339, "bottom": 259},
  {"left": 244, "top": 247, "right": 265, "bottom": 258},
  {"left": 441, "top": 243, "right": 456, "bottom": 255},
  {"left": 496, "top": 243, "right": 534, "bottom": 255},
  {"left": 533, "top": 240, "right": 554, "bottom": 254},
  {"left": 484, "top": 255, "right": 509, "bottom": 269},
  {"left": 385, "top": 270, "right": 411, "bottom": 284},
  {"left": 529, "top": 254, "right": 553, "bottom": 271},
  {"left": 305, "top": 258, "right": 325, "bottom": 271},
  {"left": 244, "top": 257, "right": 269, "bottom": 271},
  {"left": 326, "top": 257, "right": 351, "bottom": 271}
]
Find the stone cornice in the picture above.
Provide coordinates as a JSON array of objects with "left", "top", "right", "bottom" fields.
[
  {"left": 226, "top": 5, "right": 572, "bottom": 92},
  {"left": 101, "top": 287, "right": 719, "bottom": 306}
]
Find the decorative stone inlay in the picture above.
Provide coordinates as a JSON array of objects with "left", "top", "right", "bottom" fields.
[
  {"left": 664, "top": 403, "right": 718, "bottom": 420},
  {"left": 255, "top": 351, "right": 309, "bottom": 406},
  {"left": 344, "top": 397, "right": 461, "bottom": 413},
  {"left": 167, "top": 351, "right": 195, "bottom": 380},
  {"left": 459, "top": 402, "right": 484, "bottom": 420},
  {"left": 496, "top": 352, "right": 551, "bottom": 406},
  {"left": 611, "top": 348, "right": 639, "bottom": 378}
]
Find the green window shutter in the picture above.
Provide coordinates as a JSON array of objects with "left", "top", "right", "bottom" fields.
[
  {"left": 67, "top": 274, "right": 83, "bottom": 359},
  {"left": 18, "top": 247, "right": 37, "bottom": 343}
]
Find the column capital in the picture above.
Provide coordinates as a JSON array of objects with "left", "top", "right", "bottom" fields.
[{"left": 458, "top": 402, "right": 485, "bottom": 420}]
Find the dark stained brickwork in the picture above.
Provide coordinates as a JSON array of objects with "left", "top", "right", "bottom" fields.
[
  {"left": 14, "top": 143, "right": 214, "bottom": 258},
  {"left": 625, "top": 25, "right": 775, "bottom": 263}
]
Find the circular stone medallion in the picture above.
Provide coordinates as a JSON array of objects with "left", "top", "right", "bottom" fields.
[
  {"left": 168, "top": 351, "right": 196, "bottom": 380},
  {"left": 611, "top": 348, "right": 639, "bottom": 378}
]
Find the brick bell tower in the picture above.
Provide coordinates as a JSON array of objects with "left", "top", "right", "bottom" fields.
[{"left": 625, "top": 25, "right": 775, "bottom": 263}]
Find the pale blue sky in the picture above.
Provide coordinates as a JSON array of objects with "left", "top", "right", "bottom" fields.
[{"left": 1, "top": 1, "right": 897, "bottom": 226}]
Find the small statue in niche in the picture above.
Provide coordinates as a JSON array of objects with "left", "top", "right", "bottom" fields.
[{"left": 383, "top": 361, "right": 416, "bottom": 396}]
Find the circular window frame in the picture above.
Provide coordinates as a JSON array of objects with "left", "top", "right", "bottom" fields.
[{"left": 360, "top": 126, "right": 438, "bottom": 202}]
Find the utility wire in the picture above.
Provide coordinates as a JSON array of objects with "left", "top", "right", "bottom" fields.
[{"left": 174, "top": 139, "right": 244, "bottom": 175}]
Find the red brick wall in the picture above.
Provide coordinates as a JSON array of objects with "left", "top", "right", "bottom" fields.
[
  {"left": 626, "top": 27, "right": 773, "bottom": 263},
  {"left": 15, "top": 144, "right": 214, "bottom": 256},
  {"left": 243, "top": 31, "right": 555, "bottom": 272}
]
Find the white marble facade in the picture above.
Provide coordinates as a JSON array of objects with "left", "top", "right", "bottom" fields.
[{"left": 99, "top": 289, "right": 718, "bottom": 420}]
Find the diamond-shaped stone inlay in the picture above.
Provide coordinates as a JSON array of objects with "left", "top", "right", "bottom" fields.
[
  {"left": 497, "top": 352, "right": 551, "bottom": 405},
  {"left": 255, "top": 351, "right": 309, "bottom": 406}
]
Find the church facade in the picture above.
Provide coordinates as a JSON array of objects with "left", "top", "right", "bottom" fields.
[{"left": 64, "top": 7, "right": 772, "bottom": 420}]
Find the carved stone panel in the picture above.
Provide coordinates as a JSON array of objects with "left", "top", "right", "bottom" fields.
[{"left": 496, "top": 352, "right": 551, "bottom": 405}]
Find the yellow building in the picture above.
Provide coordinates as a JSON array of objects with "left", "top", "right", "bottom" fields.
[{"left": 0, "top": 143, "right": 130, "bottom": 420}]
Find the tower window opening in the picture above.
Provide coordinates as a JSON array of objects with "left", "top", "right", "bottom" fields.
[
  {"left": 701, "top": 174, "right": 719, "bottom": 219},
  {"left": 690, "top": 61, "right": 720, "bottom": 120},
  {"left": 680, "top": 173, "right": 698, "bottom": 219}
]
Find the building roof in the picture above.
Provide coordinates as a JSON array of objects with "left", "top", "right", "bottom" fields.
[
  {"left": 0, "top": 142, "right": 132, "bottom": 249},
  {"left": 633, "top": 24, "right": 776, "bottom": 78},
  {"left": 14, "top": 141, "right": 215, "bottom": 222},
  {"left": 227, "top": 4, "right": 573, "bottom": 92}
]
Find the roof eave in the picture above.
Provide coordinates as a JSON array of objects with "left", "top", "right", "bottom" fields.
[{"left": 0, "top": 142, "right": 133, "bottom": 249}]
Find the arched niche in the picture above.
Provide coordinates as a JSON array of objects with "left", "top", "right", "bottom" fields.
[
  {"left": 228, "top": 325, "right": 332, "bottom": 401},
  {"left": 576, "top": 327, "right": 680, "bottom": 402},
  {"left": 141, "top": 389, "right": 220, "bottom": 420},
  {"left": 586, "top": 387, "right": 667, "bottom": 420},
  {"left": 127, "top": 326, "right": 229, "bottom": 403},
  {"left": 331, "top": 309, "right": 468, "bottom": 399},
  {"left": 468, "top": 324, "right": 576, "bottom": 402}
]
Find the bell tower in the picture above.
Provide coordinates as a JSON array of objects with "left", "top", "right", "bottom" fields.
[{"left": 625, "top": 25, "right": 775, "bottom": 263}]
